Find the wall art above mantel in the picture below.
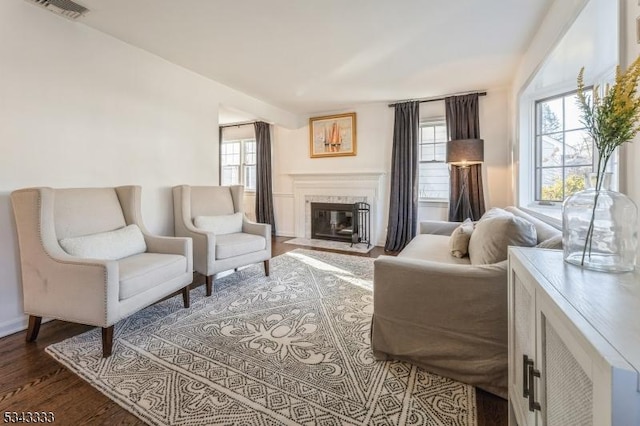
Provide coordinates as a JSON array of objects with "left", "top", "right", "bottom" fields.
[{"left": 309, "top": 112, "right": 357, "bottom": 158}]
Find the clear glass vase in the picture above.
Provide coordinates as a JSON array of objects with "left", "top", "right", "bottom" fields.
[{"left": 562, "top": 173, "right": 638, "bottom": 272}]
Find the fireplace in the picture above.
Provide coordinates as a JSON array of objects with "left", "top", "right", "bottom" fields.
[
  {"left": 311, "top": 203, "right": 354, "bottom": 243},
  {"left": 310, "top": 202, "right": 370, "bottom": 246}
]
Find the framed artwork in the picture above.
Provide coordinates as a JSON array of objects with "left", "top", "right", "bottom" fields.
[{"left": 309, "top": 112, "right": 357, "bottom": 158}]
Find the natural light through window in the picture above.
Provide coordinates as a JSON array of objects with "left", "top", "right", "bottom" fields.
[
  {"left": 534, "top": 90, "right": 593, "bottom": 202},
  {"left": 221, "top": 139, "right": 256, "bottom": 190},
  {"left": 418, "top": 122, "right": 449, "bottom": 200}
]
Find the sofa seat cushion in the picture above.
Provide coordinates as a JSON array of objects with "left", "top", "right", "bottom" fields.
[
  {"left": 215, "top": 233, "right": 267, "bottom": 260},
  {"left": 399, "top": 234, "right": 471, "bottom": 265},
  {"left": 119, "top": 253, "right": 187, "bottom": 300}
]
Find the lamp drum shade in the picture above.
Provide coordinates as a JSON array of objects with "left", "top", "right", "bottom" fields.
[{"left": 446, "top": 138, "right": 484, "bottom": 165}]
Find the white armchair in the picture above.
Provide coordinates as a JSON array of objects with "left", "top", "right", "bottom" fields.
[
  {"left": 11, "top": 186, "right": 193, "bottom": 357},
  {"left": 173, "top": 185, "right": 271, "bottom": 296}
]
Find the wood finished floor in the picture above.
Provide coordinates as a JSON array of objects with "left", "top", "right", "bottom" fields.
[{"left": 0, "top": 237, "right": 507, "bottom": 425}]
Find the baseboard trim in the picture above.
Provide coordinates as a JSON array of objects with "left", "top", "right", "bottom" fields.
[
  {"left": 0, "top": 315, "right": 28, "bottom": 339},
  {"left": 0, "top": 315, "right": 52, "bottom": 339}
]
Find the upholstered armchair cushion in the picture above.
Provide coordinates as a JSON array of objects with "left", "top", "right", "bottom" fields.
[
  {"left": 59, "top": 224, "right": 147, "bottom": 260},
  {"left": 194, "top": 212, "right": 243, "bottom": 235}
]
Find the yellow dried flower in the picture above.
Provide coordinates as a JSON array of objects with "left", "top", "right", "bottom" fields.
[{"left": 576, "top": 55, "right": 640, "bottom": 183}]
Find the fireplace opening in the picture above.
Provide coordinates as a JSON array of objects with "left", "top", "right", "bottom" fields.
[
  {"left": 310, "top": 202, "right": 371, "bottom": 247},
  {"left": 311, "top": 202, "right": 354, "bottom": 243}
]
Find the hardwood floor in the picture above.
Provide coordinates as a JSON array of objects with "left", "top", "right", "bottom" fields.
[{"left": 0, "top": 237, "right": 506, "bottom": 425}]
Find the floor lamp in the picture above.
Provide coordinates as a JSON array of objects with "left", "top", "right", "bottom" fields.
[{"left": 446, "top": 138, "right": 484, "bottom": 221}]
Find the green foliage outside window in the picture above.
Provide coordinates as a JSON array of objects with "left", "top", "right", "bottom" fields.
[{"left": 540, "top": 173, "right": 586, "bottom": 201}]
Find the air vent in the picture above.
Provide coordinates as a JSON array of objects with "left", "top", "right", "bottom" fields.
[{"left": 26, "top": 0, "right": 88, "bottom": 20}]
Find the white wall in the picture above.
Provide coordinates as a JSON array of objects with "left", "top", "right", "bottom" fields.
[
  {"left": 0, "top": 0, "right": 297, "bottom": 337},
  {"left": 268, "top": 90, "right": 511, "bottom": 242},
  {"left": 623, "top": 0, "right": 640, "bottom": 215}
]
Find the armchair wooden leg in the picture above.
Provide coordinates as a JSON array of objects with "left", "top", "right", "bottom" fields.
[
  {"left": 102, "top": 326, "right": 114, "bottom": 358},
  {"left": 25, "top": 315, "right": 42, "bottom": 342},
  {"left": 182, "top": 284, "right": 191, "bottom": 308},
  {"left": 264, "top": 260, "right": 270, "bottom": 277},
  {"left": 206, "top": 275, "right": 214, "bottom": 296}
]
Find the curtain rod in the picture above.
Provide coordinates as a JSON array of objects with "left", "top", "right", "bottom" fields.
[
  {"left": 388, "top": 91, "right": 487, "bottom": 108},
  {"left": 219, "top": 120, "right": 257, "bottom": 129}
]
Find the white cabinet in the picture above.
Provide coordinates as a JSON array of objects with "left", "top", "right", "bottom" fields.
[{"left": 508, "top": 248, "right": 640, "bottom": 426}]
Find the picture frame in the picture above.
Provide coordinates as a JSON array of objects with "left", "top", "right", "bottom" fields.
[{"left": 309, "top": 112, "right": 357, "bottom": 158}]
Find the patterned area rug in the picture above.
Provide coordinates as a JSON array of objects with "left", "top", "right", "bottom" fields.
[
  {"left": 284, "top": 238, "right": 375, "bottom": 253},
  {"left": 47, "top": 249, "right": 476, "bottom": 425}
]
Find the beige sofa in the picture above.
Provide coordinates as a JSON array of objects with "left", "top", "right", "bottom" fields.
[{"left": 371, "top": 207, "right": 561, "bottom": 398}]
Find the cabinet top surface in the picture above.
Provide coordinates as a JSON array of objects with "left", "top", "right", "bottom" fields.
[{"left": 510, "top": 247, "right": 640, "bottom": 374}]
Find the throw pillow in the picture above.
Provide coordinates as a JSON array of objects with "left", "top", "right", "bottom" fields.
[
  {"left": 194, "top": 212, "right": 243, "bottom": 235},
  {"left": 536, "top": 235, "right": 563, "bottom": 250},
  {"left": 449, "top": 218, "right": 474, "bottom": 258},
  {"left": 479, "top": 207, "right": 512, "bottom": 220},
  {"left": 59, "top": 224, "right": 147, "bottom": 260},
  {"left": 468, "top": 215, "right": 537, "bottom": 264}
]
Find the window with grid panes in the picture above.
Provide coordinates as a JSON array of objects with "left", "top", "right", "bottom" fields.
[
  {"left": 220, "top": 139, "right": 256, "bottom": 190},
  {"left": 418, "top": 122, "right": 449, "bottom": 200},
  {"left": 535, "top": 90, "right": 593, "bottom": 202}
]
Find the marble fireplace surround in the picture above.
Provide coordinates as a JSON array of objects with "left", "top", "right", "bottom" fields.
[{"left": 289, "top": 171, "right": 386, "bottom": 244}]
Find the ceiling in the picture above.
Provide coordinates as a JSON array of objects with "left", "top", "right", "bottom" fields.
[{"left": 77, "top": 0, "right": 553, "bottom": 116}]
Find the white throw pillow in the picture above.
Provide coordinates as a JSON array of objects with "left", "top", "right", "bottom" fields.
[
  {"left": 59, "top": 224, "right": 147, "bottom": 260},
  {"left": 468, "top": 215, "right": 537, "bottom": 265},
  {"left": 194, "top": 212, "right": 243, "bottom": 235},
  {"left": 449, "top": 218, "right": 474, "bottom": 258}
]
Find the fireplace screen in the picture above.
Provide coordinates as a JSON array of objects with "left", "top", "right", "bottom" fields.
[{"left": 310, "top": 202, "right": 370, "bottom": 247}]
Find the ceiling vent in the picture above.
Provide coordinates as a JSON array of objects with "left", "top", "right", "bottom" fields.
[{"left": 26, "top": 0, "right": 89, "bottom": 20}]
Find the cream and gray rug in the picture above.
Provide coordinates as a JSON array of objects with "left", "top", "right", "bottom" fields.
[
  {"left": 47, "top": 249, "right": 476, "bottom": 425},
  {"left": 284, "top": 238, "right": 375, "bottom": 253}
]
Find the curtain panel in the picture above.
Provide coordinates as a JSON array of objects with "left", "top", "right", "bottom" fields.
[
  {"left": 254, "top": 121, "right": 276, "bottom": 235},
  {"left": 445, "top": 94, "right": 486, "bottom": 221},
  {"left": 384, "top": 101, "right": 419, "bottom": 252}
]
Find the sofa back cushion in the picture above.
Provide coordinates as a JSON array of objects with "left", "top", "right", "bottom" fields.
[
  {"left": 54, "top": 188, "right": 127, "bottom": 240},
  {"left": 505, "top": 206, "right": 561, "bottom": 243},
  {"left": 468, "top": 214, "right": 537, "bottom": 264}
]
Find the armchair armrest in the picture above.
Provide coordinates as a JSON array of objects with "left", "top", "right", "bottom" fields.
[
  {"left": 419, "top": 220, "right": 461, "bottom": 236},
  {"left": 144, "top": 235, "right": 193, "bottom": 273},
  {"left": 243, "top": 219, "right": 271, "bottom": 239}
]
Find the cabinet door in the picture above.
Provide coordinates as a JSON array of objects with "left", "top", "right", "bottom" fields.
[
  {"left": 536, "top": 290, "right": 597, "bottom": 426},
  {"left": 508, "top": 266, "right": 537, "bottom": 426}
]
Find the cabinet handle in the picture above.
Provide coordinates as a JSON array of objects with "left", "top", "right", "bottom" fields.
[
  {"left": 523, "top": 355, "right": 533, "bottom": 397},
  {"left": 528, "top": 365, "right": 542, "bottom": 412}
]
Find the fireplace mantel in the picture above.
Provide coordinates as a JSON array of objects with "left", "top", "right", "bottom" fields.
[{"left": 288, "top": 171, "right": 385, "bottom": 243}]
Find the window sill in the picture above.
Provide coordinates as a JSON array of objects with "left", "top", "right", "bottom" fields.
[
  {"left": 521, "top": 204, "right": 562, "bottom": 229},
  {"left": 419, "top": 199, "right": 449, "bottom": 205}
]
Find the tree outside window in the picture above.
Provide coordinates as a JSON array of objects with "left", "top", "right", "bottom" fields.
[{"left": 535, "top": 90, "right": 593, "bottom": 202}]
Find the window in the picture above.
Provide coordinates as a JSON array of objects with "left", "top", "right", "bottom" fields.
[
  {"left": 534, "top": 90, "right": 593, "bottom": 202},
  {"left": 221, "top": 139, "right": 256, "bottom": 190},
  {"left": 418, "top": 121, "right": 449, "bottom": 200}
]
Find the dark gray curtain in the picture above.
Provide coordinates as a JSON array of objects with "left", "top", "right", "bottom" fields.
[
  {"left": 445, "top": 94, "right": 485, "bottom": 221},
  {"left": 384, "top": 101, "right": 419, "bottom": 252},
  {"left": 254, "top": 121, "right": 276, "bottom": 235}
]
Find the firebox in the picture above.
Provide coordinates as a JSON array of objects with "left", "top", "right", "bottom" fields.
[
  {"left": 311, "top": 202, "right": 354, "bottom": 243},
  {"left": 310, "top": 202, "right": 371, "bottom": 247}
]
